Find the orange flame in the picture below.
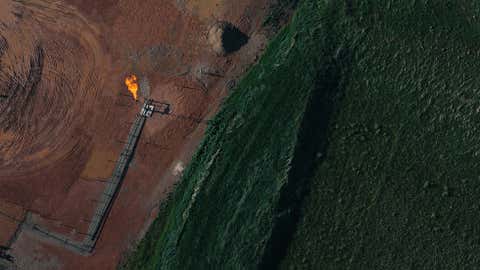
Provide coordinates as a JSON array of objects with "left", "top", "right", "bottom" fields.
[{"left": 125, "top": 74, "right": 139, "bottom": 100}]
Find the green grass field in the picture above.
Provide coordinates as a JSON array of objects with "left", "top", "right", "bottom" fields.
[{"left": 124, "top": 1, "right": 480, "bottom": 269}]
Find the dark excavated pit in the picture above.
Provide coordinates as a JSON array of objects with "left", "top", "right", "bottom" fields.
[
  {"left": 208, "top": 21, "right": 249, "bottom": 56},
  {"left": 221, "top": 23, "right": 249, "bottom": 54}
]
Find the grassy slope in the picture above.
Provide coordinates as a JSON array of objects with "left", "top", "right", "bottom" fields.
[
  {"left": 123, "top": 1, "right": 338, "bottom": 269},
  {"left": 125, "top": 0, "right": 480, "bottom": 269},
  {"left": 282, "top": 1, "right": 480, "bottom": 269}
]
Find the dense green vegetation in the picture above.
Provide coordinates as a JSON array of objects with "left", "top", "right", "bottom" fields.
[
  {"left": 282, "top": 1, "right": 480, "bottom": 269},
  {"left": 124, "top": 0, "right": 480, "bottom": 269},
  {"left": 263, "top": 0, "right": 299, "bottom": 31}
]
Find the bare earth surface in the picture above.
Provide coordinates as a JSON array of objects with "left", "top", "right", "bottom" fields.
[{"left": 0, "top": 0, "right": 270, "bottom": 269}]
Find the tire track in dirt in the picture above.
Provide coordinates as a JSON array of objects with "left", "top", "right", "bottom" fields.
[{"left": 0, "top": 0, "right": 106, "bottom": 177}]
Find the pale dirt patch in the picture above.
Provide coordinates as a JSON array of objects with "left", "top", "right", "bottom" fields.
[
  {"left": 80, "top": 146, "right": 116, "bottom": 179},
  {"left": 172, "top": 161, "right": 185, "bottom": 176}
]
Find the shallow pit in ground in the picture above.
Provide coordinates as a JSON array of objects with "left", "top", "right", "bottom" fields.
[{"left": 208, "top": 21, "right": 249, "bottom": 56}]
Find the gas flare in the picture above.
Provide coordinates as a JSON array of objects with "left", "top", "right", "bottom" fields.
[{"left": 125, "top": 74, "right": 139, "bottom": 100}]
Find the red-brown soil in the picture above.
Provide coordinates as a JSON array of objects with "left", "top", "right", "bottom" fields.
[{"left": 0, "top": 0, "right": 271, "bottom": 269}]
